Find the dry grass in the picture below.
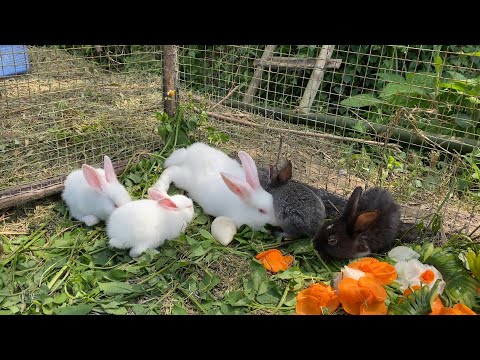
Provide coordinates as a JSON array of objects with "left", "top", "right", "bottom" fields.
[{"left": 1, "top": 46, "right": 163, "bottom": 190}]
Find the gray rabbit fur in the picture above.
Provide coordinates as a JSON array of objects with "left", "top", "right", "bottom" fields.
[{"left": 257, "top": 161, "right": 326, "bottom": 239}]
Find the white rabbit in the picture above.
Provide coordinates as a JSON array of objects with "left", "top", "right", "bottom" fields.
[
  {"left": 62, "top": 155, "right": 132, "bottom": 226},
  {"left": 107, "top": 187, "right": 194, "bottom": 257},
  {"left": 153, "top": 142, "right": 277, "bottom": 230}
]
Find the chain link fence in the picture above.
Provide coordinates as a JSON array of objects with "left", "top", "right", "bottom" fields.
[{"left": 1, "top": 45, "right": 479, "bottom": 236}]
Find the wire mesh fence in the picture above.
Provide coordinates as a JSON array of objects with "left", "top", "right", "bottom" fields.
[
  {"left": 0, "top": 45, "right": 164, "bottom": 202},
  {"left": 177, "top": 45, "right": 480, "bottom": 234},
  {"left": 1, "top": 45, "right": 479, "bottom": 236}
]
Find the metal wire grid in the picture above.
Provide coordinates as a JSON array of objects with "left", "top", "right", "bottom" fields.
[
  {"left": 1, "top": 45, "right": 164, "bottom": 194},
  {"left": 178, "top": 45, "right": 480, "bottom": 233},
  {"left": 0, "top": 45, "right": 478, "bottom": 233}
]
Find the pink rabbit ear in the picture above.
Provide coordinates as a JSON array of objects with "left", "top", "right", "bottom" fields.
[
  {"left": 103, "top": 156, "right": 118, "bottom": 183},
  {"left": 220, "top": 172, "right": 253, "bottom": 200},
  {"left": 82, "top": 164, "right": 104, "bottom": 191},
  {"left": 238, "top": 151, "right": 260, "bottom": 189},
  {"left": 148, "top": 187, "right": 167, "bottom": 201},
  {"left": 147, "top": 188, "right": 178, "bottom": 210},
  {"left": 157, "top": 197, "right": 178, "bottom": 210}
]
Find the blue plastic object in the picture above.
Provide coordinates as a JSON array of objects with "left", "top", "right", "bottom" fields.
[{"left": 0, "top": 45, "right": 30, "bottom": 77}]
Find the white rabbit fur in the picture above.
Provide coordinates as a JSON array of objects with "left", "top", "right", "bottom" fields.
[
  {"left": 153, "top": 142, "right": 277, "bottom": 230},
  {"left": 107, "top": 188, "right": 194, "bottom": 258},
  {"left": 62, "top": 155, "right": 132, "bottom": 226}
]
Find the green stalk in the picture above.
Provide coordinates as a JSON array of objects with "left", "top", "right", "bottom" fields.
[
  {"left": 137, "top": 260, "right": 178, "bottom": 285},
  {"left": 273, "top": 285, "right": 290, "bottom": 314},
  {"left": 178, "top": 286, "right": 207, "bottom": 314}
]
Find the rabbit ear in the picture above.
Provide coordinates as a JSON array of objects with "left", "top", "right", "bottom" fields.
[
  {"left": 353, "top": 210, "right": 380, "bottom": 233},
  {"left": 82, "top": 164, "right": 105, "bottom": 191},
  {"left": 238, "top": 151, "right": 260, "bottom": 190},
  {"left": 277, "top": 161, "right": 292, "bottom": 183},
  {"left": 268, "top": 165, "right": 278, "bottom": 182},
  {"left": 157, "top": 197, "right": 178, "bottom": 210},
  {"left": 148, "top": 187, "right": 178, "bottom": 209},
  {"left": 343, "top": 186, "right": 363, "bottom": 224},
  {"left": 148, "top": 187, "right": 167, "bottom": 201},
  {"left": 220, "top": 172, "right": 253, "bottom": 200},
  {"left": 103, "top": 156, "right": 118, "bottom": 183}
]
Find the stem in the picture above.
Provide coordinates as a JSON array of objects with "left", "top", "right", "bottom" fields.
[
  {"left": 273, "top": 285, "right": 290, "bottom": 314},
  {"left": 137, "top": 260, "right": 178, "bottom": 285},
  {"left": 315, "top": 252, "right": 332, "bottom": 275},
  {"left": 177, "top": 286, "right": 207, "bottom": 314}
]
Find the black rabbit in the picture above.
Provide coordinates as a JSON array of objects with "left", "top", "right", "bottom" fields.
[{"left": 313, "top": 186, "right": 401, "bottom": 260}]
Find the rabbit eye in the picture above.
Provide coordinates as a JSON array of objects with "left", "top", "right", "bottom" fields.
[
  {"left": 114, "top": 204, "right": 119, "bottom": 208},
  {"left": 258, "top": 208, "right": 266, "bottom": 214},
  {"left": 328, "top": 237, "right": 337, "bottom": 246}
]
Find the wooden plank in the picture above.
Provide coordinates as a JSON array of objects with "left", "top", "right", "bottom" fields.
[
  {"left": 253, "top": 57, "right": 341, "bottom": 70},
  {"left": 243, "top": 45, "right": 277, "bottom": 104},
  {"left": 298, "top": 45, "right": 336, "bottom": 114}
]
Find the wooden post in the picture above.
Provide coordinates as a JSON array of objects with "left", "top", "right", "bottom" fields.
[
  {"left": 298, "top": 45, "right": 335, "bottom": 114},
  {"left": 243, "top": 45, "right": 277, "bottom": 104},
  {"left": 162, "top": 45, "right": 178, "bottom": 117}
]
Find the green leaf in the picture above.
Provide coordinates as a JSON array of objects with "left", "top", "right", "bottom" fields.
[
  {"left": 454, "top": 113, "right": 475, "bottom": 129},
  {"left": 100, "top": 300, "right": 124, "bottom": 309},
  {"left": 172, "top": 305, "right": 188, "bottom": 315},
  {"left": 256, "top": 289, "right": 281, "bottom": 305},
  {"left": 51, "top": 234, "right": 74, "bottom": 248},
  {"left": 388, "top": 282, "right": 440, "bottom": 315},
  {"left": 353, "top": 121, "right": 367, "bottom": 133},
  {"left": 98, "top": 281, "right": 137, "bottom": 295},
  {"left": 376, "top": 72, "right": 405, "bottom": 83},
  {"left": 423, "top": 248, "right": 480, "bottom": 308},
  {"left": 198, "top": 228, "right": 214, "bottom": 241},
  {"left": 175, "top": 129, "right": 190, "bottom": 147},
  {"left": 54, "top": 304, "right": 93, "bottom": 315},
  {"left": 128, "top": 173, "right": 143, "bottom": 184},
  {"left": 434, "top": 55, "right": 444, "bottom": 75},
  {"left": 193, "top": 213, "right": 209, "bottom": 225},
  {"left": 286, "top": 238, "right": 313, "bottom": 255},
  {"left": 199, "top": 273, "right": 220, "bottom": 292},
  {"left": 131, "top": 304, "right": 148, "bottom": 315},
  {"left": 406, "top": 72, "right": 437, "bottom": 90},
  {"left": 53, "top": 293, "right": 68, "bottom": 304},
  {"left": 224, "top": 290, "right": 246, "bottom": 306},
  {"left": 340, "top": 94, "right": 382, "bottom": 108},
  {"left": 284, "top": 292, "right": 297, "bottom": 307},
  {"left": 103, "top": 307, "right": 128, "bottom": 315},
  {"left": 92, "top": 251, "right": 111, "bottom": 266},
  {"left": 458, "top": 51, "right": 480, "bottom": 57},
  {"left": 379, "top": 83, "right": 426, "bottom": 99},
  {"left": 445, "top": 71, "right": 467, "bottom": 82},
  {"left": 157, "top": 125, "right": 167, "bottom": 140},
  {"left": 189, "top": 244, "right": 207, "bottom": 258},
  {"left": 420, "top": 242, "right": 435, "bottom": 262},
  {"left": 107, "top": 269, "right": 128, "bottom": 281}
]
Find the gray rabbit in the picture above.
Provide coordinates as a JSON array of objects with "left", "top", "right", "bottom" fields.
[{"left": 258, "top": 161, "right": 326, "bottom": 239}]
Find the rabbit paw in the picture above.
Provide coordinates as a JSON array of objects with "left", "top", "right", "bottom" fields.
[
  {"left": 129, "top": 247, "right": 147, "bottom": 258},
  {"left": 82, "top": 215, "right": 100, "bottom": 226}
]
